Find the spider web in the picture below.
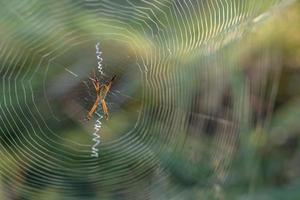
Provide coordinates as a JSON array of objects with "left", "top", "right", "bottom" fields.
[{"left": 0, "top": 0, "right": 295, "bottom": 199}]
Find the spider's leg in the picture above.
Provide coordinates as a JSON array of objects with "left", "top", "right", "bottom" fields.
[
  {"left": 92, "top": 79, "right": 98, "bottom": 90},
  {"left": 110, "top": 75, "right": 116, "bottom": 82},
  {"left": 101, "top": 99, "right": 109, "bottom": 120},
  {"left": 87, "top": 95, "right": 101, "bottom": 120}
]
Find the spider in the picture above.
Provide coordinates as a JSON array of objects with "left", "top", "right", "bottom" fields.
[{"left": 86, "top": 72, "right": 116, "bottom": 121}]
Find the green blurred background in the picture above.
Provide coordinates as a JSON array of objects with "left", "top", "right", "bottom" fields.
[{"left": 0, "top": 0, "right": 300, "bottom": 199}]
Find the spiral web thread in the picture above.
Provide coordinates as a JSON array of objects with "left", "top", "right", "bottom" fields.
[{"left": 0, "top": 0, "right": 295, "bottom": 199}]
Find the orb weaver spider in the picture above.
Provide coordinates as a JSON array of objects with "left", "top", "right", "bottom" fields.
[{"left": 86, "top": 72, "right": 116, "bottom": 121}]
